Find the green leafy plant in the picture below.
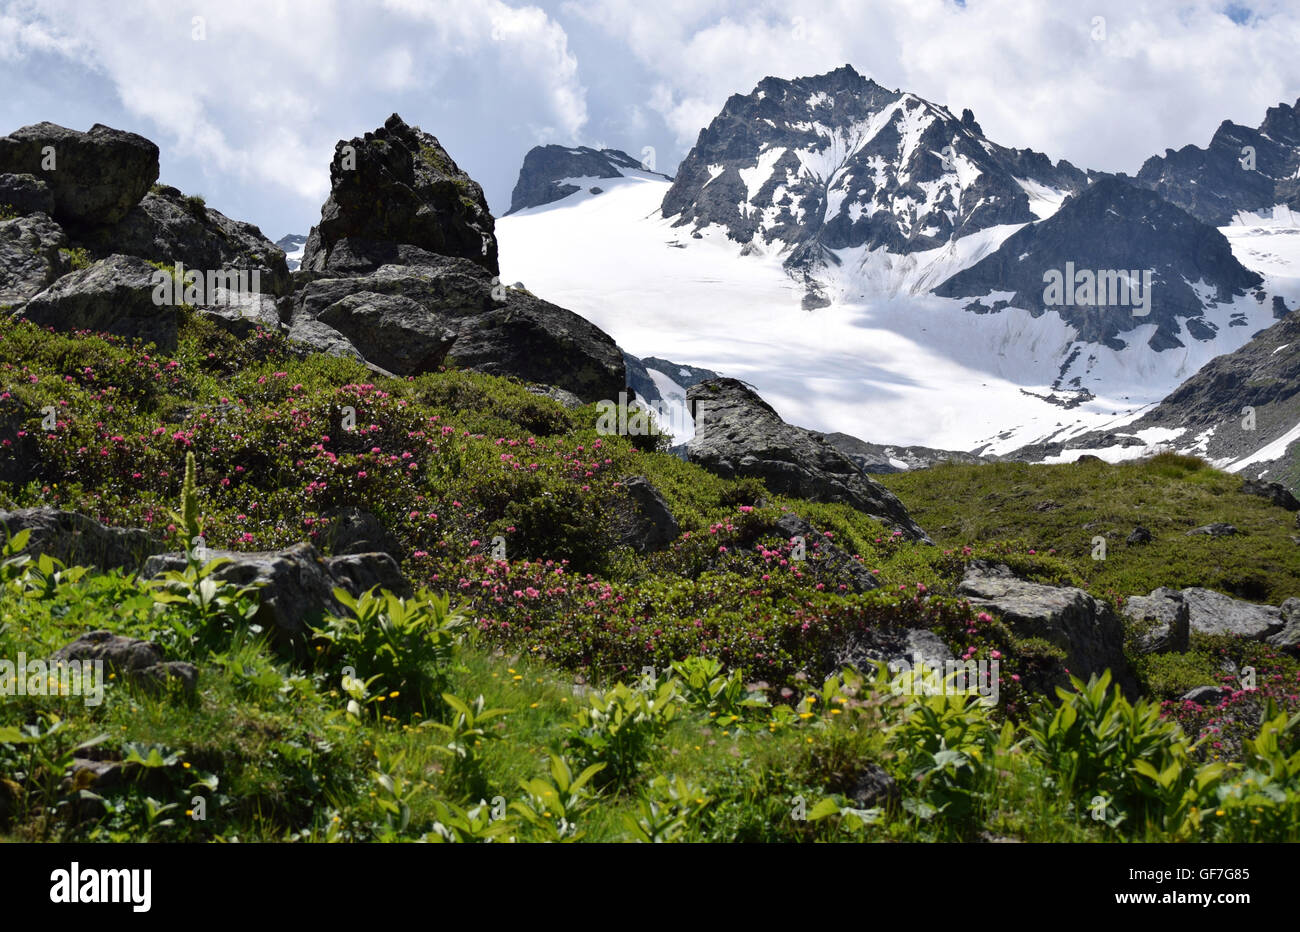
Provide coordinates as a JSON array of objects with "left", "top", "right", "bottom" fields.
[
  {"left": 423, "top": 692, "right": 509, "bottom": 798},
  {"left": 510, "top": 753, "right": 605, "bottom": 842},
  {"left": 313, "top": 588, "right": 468, "bottom": 716},
  {"left": 624, "top": 774, "right": 711, "bottom": 842},
  {"left": 564, "top": 679, "right": 682, "bottom": 791}
]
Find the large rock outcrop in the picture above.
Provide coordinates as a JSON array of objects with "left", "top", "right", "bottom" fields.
[
  {"left": 80, "top": 184, "right": 289, "bottom": 297},
  {"left": 287, "top": 256, "right": 624, "bottom": 402},
  {"left": 684, "top": 378, "right": 928, "bottom": 541},
  {"left": 302, "top": 114, "right": 498, "bottom": 276},
  {"left": 0, "top": 507, "right": 163, "bottom": 571},
  {"left": 0, "top": 213, "right": 67, "bottom": 306},
  {"left": 958, "top": 562, "right": 1136, "bottom": 693},
  {"left": 16, "top": 254, "right": 178, "bottom": 351},
  {"left": 0, "top": 122, "right": 159, "bottom": 226}
]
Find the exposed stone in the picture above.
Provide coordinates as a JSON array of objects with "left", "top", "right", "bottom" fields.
[
  {"left": 611, "top": 476, "right": 679, "bottom": 553},
  {"left": 0, "top": 173, "right": 55, "bottom": 215},
  {"left": 1239, "top": 478, "right": 1300, "bottom": 511},
  {"left": 302, "top": 113, "right": 497, "bottom": 276},
  {"left": 1179, "top": 587, "right": 1285, "bottom": 639},
  {"left": 0, "top": 507, "right": 163, "bottom": 571},
  {"left": 141, "top": 542, "right": 411, "bottom": 640},
  {"left": 0, "top": 212, "right": 67, "bottom": 307},
  {"left": 685, "top": 378, "right": 928, "bottom": 541},
  {"left": 1180, "top": 685, "right": 1232, "bottom": 706},
  {"left": 1126, "top": 526, "right": 1153, "bottom": 545},
  {"left": 81, "top": 184, "right": 290, "bottom": 297},
  {"left": 288, "top": 257, "right": 625, "bottom": 402},
  {"left": 317, "top": 506, "right": 401, "bottom": 558},
  {"left": 1266, "top": 598, "right": 1300, "bottom": 651},
  {"left": 958, "top": 562, "right": 1135, "bottom": 693},
  {"left": 16, "top": 254, "right": 178, "bottom": 351},
  {"left": 0, "top": 122, "right": 159, "bottom": 225},
  {"left": 1122, "top": 587, "right": 1191, "bottom": 653},
  {"left": 1187, "top": 523, "right": 1240, "bottom": 537}
]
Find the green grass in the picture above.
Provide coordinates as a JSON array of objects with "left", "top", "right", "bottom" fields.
[
  {"left": 880, "top": 456, "right": 1300, "bottom": 605},
  {"left": 1, "top": 314, "right": 1299, "bottom": 842}
]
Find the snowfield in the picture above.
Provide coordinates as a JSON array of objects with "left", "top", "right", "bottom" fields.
[{"left": 497, "top": 175, "right": 1294, "bottom": 457}]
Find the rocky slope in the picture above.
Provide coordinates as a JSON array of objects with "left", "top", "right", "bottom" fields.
[
  {"left": 506, "top": 145, "right": 670, "bottom": 214},
  {"left": 933, "top": 177, "right": 1265, "bottom": 352},
  {"left": 1010, "top": 310, "right": 1300, "bottom": 489},
  {"left": 660, "top": 64, "right": 1091, "bottom": 280},
  {"left": 0, "top": 116, "right": 627, "bottom": 405},
  {"left": 1133, "top": 98, "right": 1300, "bottom": 226}
]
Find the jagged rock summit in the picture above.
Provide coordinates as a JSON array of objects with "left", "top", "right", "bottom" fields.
[
  {"left": 301, "top": 113, "right": 498, "bottom": 276},
  {"left": 662, "top": 64, "right": 1091, "bottom": 273}
]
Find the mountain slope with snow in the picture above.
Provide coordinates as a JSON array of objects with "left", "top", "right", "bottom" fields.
[{"left": 499, "top": 69, "right": 1300, "bottom": 480}]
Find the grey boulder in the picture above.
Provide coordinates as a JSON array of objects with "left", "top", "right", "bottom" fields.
[
  {"left": 685, "top": 378, "right": 928, "bottom": 541},
  {"left": 1122, "top": 587, "right": 1191, "bottom": 654},
  {"left": 0, "top": 507, "right": 163, "bottom": 572},
  {"left": 142, "top": 541, "right": 411, "bottom": 640},
  {"left": 958, "top": 562, "right": 1135, "bottom": 693},
  {"left": 0, "top": 122, "right": 158, "bottom": 225},
  {"left": 0, "top": 212, "right": 67, "bottom": 306},
  {"left": 16, "top": 254, "right": 178, "bottom": 351}
]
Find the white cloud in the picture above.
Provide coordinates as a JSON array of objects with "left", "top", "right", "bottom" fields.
[
  {"left": 0, "top": 0, "right": 588, "bottom": 206},
  {"left": 567, "top": 0, "right": 1300, "bottom": 175}
]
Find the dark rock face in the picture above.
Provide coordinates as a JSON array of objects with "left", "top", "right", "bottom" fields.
[
  {"left": 302, "top": 114, "right": 497, "bottom": 276},
  {"left": 0, "top": 507, "right": 162, "bottom": 572},
  {"left": 685, "top": 378, "right": 928, "bottom": 541},
  {"left": 16, "top": 254, "right": 178, "bottom": 351},
  {"left": 1134, "top": 98, "right": 1300, "bottom": 226},
  {"left": 662, "top": 64, "right": 1088, "bottom": 273},
  {"left": 141, "top": 542, "right": 411, "bottom": 640},
  {"left": 0, "top": 122, "right": 158, "bottom": 226},
  {"left": 0, "top": 173, "right": 55, "bottom": 215},
  {"left": 1122, "top": 587, "right": 1190, "bottom": 654},
  {"left": 507, "top": 145, "right": 666, "bottom": 214},
  {"left": 1240, "top": 478, "right": 1300, "bottom": 511},
  {"left": 610, "top": 476, "right": 680, "bottom": 553},
  {"left": 0, "top": 213, "right": 68, "bottom": 306},
  {"left": 287, "top": 256, "right": 624, "bottom": 401},
  {"left": 50, "top": 631, "right": 197, "bottom": 695},
  {"left": 80, "top": 184, "right": 290, "bottom": 297},
  {"left": 934, "top": 178, "right": 1263, "bottom": 351},
  {"left": 1126, "top": 526, "right": 1153, "bottom": 545},
  {"left": 957, "top": 562, "right": 1136, "bottom": 694}
]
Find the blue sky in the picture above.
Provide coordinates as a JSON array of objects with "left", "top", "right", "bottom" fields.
[{"left": 2, "top": 0, "right": 1297, "bottom": 241}]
